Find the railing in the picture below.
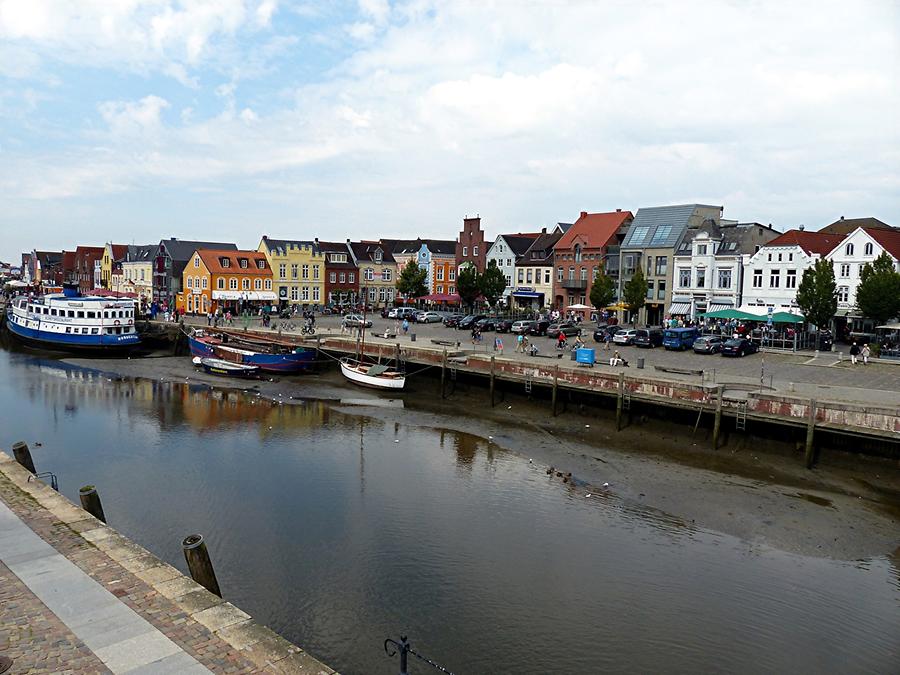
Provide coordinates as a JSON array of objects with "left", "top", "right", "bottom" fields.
[{"left": 559, "top": 279, "right": 588, "bottom": 290}]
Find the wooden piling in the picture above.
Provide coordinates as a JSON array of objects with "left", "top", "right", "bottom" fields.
[
  {"left": 551, "top": 365, "right": 559, "bottom": 416},
  {"left": 441, "top": 350, "right": 447, "bottom": 399},
  {"left": 78, "top": 485, "right": 106, "bottom": 523},
  {"left": 712, "top": 385, "right": 724, "bottom": 449},
  {"left": 182, "top": 534, "right": 222, "bottom": 597},
  {"left": 804, "top": 399, "right": 817, "bottom": 469},
  {"left": 490, "top": 356, "right": 496, "bottom": 407},
  {"left": 11, "top": 441, "right": 36, "bottom": 474},
  {"left": 616, "top": 372, "right": 625, "bottom": 431}
]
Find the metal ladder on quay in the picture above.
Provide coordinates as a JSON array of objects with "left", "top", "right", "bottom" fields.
[{"left": 735, "top": 399, "right": 748, "bottom": 431}]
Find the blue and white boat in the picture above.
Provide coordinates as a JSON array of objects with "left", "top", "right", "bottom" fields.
[
  {"left": 5, "top": 285, "right": 141, "bottom": 351},
  {"left": 187, "top": 329, "right": 314, "bottom": 374}
]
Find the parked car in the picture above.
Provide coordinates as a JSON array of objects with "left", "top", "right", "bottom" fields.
[
  {"left": 692, "top": 335, "right": 724, "bottom": 354},
  {"left": 495, "top": 319, "right": 514, "bottom": 333},
  {"left": 593, "top": 324, "right": 622, "bottom": 343},
  {"left": 443, "top": 313, "right": 465, "bottom": 327},
  {"left": 388, "top": 307, "right": 417, "bottom": 320},
  {"left": 547, "top": 322, "right": 581, "bottom": 339},
  {"left": 342, "top": 313, "right": 372, "bottom": 328},
  {"left": 476, "top": 317, "right": 498, "bottom": 331},
  {"left": 662, "top": 327, "right": 700, "bottom": 350},
  {"left": 612, "top": 329, "right": 638, "bottom": 345},
  {"left": 511, "top": 320, "right": 536, "bottom": 334},
  {"left": 633, "top": 328, "right": 664, "bottom": 348},
  {"left": 458, "top": 314, "right": 486, "bottom": 330},
  {"left": 527, "top": 320, "right": 552, "bottom": 336},
  {"left": 417, "top": 311, "right": 443, "bottom": 323},
  {"left": 720, "top": 338, "right": 759, "bottom": 357}
]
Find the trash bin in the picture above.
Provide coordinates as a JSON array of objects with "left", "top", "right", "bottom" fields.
[
  {"left": 570, "top": 350, "right": 577, "bottom": 360},
  {"left": 410, "top": 333, "right": 416, "bottom": 342},
  {"left": 637, "top": 356, "right": 645, "bottom": 369},
  {"left": 576, "top": 348, "right": 595, "bottom": 366}
]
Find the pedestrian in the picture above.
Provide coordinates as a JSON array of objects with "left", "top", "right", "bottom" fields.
[
  {"left": 605, "top": 332, "right": 611, "bottom": 350},
  {"left": 494, "top": 336, "right": 504, "bottom": 354},
  {"left": 849, "top": 341, "right": 860, "bottom": 365},
  {"left": 206, "top": 311, "right": 212, "bottom": 326},
  {"left": 402, "top": 318, "right": 409, "bottom": 335},
  {"left": 861, "top": 343, "right": 870, "bottom": 365},
  {"left": 516, "top": 333, "right": 524, "bottom": 353}
]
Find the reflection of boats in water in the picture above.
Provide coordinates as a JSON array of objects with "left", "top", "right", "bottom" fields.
[
  {"left": 192, "top": 356, "right": 260, "bottom": 378},
  {"left": 187, "top": 329, "right": 314, "bottom": 373},
  {"left": 340, "top": 358, "right": 406, "bottom": 390}
]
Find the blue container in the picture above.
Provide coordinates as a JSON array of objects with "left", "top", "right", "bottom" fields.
[{"left": 576, "top": 348, "right": 595, "bottom": 365}]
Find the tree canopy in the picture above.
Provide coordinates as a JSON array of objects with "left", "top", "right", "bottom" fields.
[
  {"left": 856, "top": 252, "right": 900, "bottom": 325},
  {"left": 796, "top": 259, "right": 837, "bottom": 331},
  {"left": 479, "top": 260, "right": 507, "bottom": 307},
  {"left": 396, "top": 259, "right": 428, "bottom": 298},
  {"left": 622, "top": 268, "right": 647, "bottom": 324},
  {"left": 589, "top": 268, "right": 616, "bottom": 313},
  {"left": 456, "top": 264, "right": 480, "bottom": 310}
]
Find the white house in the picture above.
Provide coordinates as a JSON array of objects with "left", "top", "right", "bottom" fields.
[
  {"left": 484, "top": 232, "right": 542, "bottom": 302},
  {"left": 740, "top": 229, "right": 845, "bottom": 315}
]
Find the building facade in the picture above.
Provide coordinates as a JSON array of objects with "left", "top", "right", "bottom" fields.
[
  {"left": 552, "top": 210, "right": 633, "bottom": 310},
  {"left": 177, "top": 249, "right": 274, "bottom": 315},
  {"left": 513, "top": 230, "right": 562, "bottom": 309},
  {"left": 121, "top": 245, "right": 156, "bottom": 304},
  {"left": 350, "top": 241, "right": 397, "bottom": 307},
  {"left": 153, "top": 238, "right": 238, "bottom": 306},
  {"left": 100, "top": 244, "right": 128, "bottom": 289},
  {"left": 315, "top": 240, "right": 359, "bottom": 306},
  {"left": 426, "top": 241, "right": 457, "bottom": 295},
  {"left": 456, "top": 216, "right": 486, "bottom": 274},
  {"left": 485, "top": 233, "right": 542, "bottom": 303},
  {"left": 257, "top": 237, "right": 324, "bottom": 308}
]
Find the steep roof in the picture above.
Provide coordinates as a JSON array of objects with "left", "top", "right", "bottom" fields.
[
  {"left": 676, "top": 222, "right": 780, "bottom": 256},
  {"left": 516, "top": 231, "right": 563, "bottom": 266},
  {"left": 498, "top": 233, "right": 543, "bottom": 256},
  {"left": 622, "top": 204, "right": 718, "bottom": 249},
  {"left": 75, "top": 245, "right": 104, "bottom": 256},
  {"left": 315, "top": 240, "right": 356, "bottom": 268},
  {"left": 865, "top": 227, "right": 900, "bottom": 260},
  {"left": 382, "top": 239, "right": 421, "bottom": 255},
  {"left": 557, "top": 211, "right": 633, "bottom": 250},
  {"left": 349, "top": 241, "right": 395, "bottom": 264},
  {"left": 124, "top": 244, "right": 156, "bottom": 262},
  {"left": 423, "top": 239, "right": 457, "bottom": 256},
  {"left": 819, "top": 216, "right": 894, "bottom": 235},
  {"left": 62, "top": 251, "right": 75, "bottom": 269},
  {"left": 108, "top": 244, "right": 129, "bottom": 261},
  {"left": 161, "top": 238, "right": 238, "bottom": 262},
  {"left": 763, "top": 229, "right": 845, "bottom": 256},
  {"left": 555, "top": 222, "right": 573, "bottom": 234},
  {"left": 196, "top": 249, "right": 270, "bottom": 276},
  {"left": 259, "top": 236, "right": 319, "bottom": 256}
]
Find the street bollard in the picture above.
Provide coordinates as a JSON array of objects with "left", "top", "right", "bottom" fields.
[
  {"left": 79, "top": 485, "right": 107, "bottom": 523},
  {"left": 12, "top": 441, "right": 36, "bottom": 474},
  {"left": 182, "top": 534, "right": 222, "bottom": 597}
]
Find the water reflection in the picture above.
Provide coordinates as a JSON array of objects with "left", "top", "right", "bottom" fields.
[{"left": 1, "top": 350, "right": 898, "bottom": 675}]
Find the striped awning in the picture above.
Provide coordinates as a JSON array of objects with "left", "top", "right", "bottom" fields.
[
  {"left": 707, "top": 302, "right": 734, "bottom": 312},
  {"left": 668, "top": 302, "right": 691, "bottom": 315}
]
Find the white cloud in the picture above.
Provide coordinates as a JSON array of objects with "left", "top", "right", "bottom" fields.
[{"left": 98, "top": 95, "right": 170, "bottom": 137}]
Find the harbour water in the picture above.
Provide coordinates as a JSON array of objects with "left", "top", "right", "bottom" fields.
[{"left": 0, "top": 347, "right": 897, "bottom": 674}]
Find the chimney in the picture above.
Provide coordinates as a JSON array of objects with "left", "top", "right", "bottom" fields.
[
  {"left": 840, "top": 216, "right": 845, "bottom": 221},
  {"left": 799, "top": 224, "right": 805, "bottom": 231},
  {"left": 580, "top": 211, "right": 588, "bottom": 219},
  {"left": 262, "top": 235, "right": 267, "bottom": 240},
  {"left": 616, "top": 208, "right": 621, "bottom": 212},
  {"left": 314, "top": 237, "right": 319, "bottom": 245},
  {"left": 541, "top": 227, "right": 546, "bottom": 234}
]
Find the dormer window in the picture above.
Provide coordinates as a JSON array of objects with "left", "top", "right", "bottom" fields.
[
  {"left": 374, "top": 250, "right": 383, "bottom": 263},
  {"left": 697, "top": 244, "right": 707, "bottom": 255},
  {"left": 221, "top": 258, "right": 230, "bottom": 268},
  {"left": 257, "top": 260, "right": 265, "bottom": 269},
  {"left": 239, "top": 258, "right": 248, "bottom": 269}
]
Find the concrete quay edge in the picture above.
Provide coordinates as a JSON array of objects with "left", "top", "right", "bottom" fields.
[{"left": 0, "top": 449, "right": 338, "bottom": 675}]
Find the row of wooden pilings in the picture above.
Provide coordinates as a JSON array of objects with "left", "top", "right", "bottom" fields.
[
  {"left": 9, "top": 441, "right": 223, "bottom": 596},
  {"left": 437, "top": 352, "right": 821, "bottom": 468}
]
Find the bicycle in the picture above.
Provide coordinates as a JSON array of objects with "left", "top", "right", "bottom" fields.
[{"left": 301, "top": 324, "right": 316, "bottom": 335}]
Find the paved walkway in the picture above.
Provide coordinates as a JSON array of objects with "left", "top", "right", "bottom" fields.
[{"left": 0, "top": 452, "right": 336, "bottom": 674}]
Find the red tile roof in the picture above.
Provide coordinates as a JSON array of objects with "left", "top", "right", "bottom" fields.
[
  {"left": 196, "top": 249, "right": 270, "bottom": 275},
  {"left": 109, "top": 244, "right": 129, "bottom": 261},
  {"left": 556, "top": 211, "right": 634, "bottom": 250},
  {"left": 865, "top": 227, "right": 900, "bottom": 260},
  {"left": 764, "top": 230, "right": 844, "bottom": 256}
]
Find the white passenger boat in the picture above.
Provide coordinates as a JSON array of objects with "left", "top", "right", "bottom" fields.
[
  {"left": 5, "top": 285, "right": 140, "bottom": 351},
  {"left": 340, "top": 358, "right": 406, "bottom": 390}
]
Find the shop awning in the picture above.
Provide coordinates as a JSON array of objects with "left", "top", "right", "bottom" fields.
[
  {"left": 668, "top": 302, "right": 691, "bottom": 315},
  {"left": 513, "top": 291, "right": 544, "bottom": 299},
  {"left": 769, "top": 311, "right": 804, "bottom": 323},
  {"left": 700, "top": 308, "right": 765, "bottom": 320},
  {"left": 212, "top": 290, "right": 277, "bottom": 301},
  {"left": 707, "top": 302, "right": 734, "bottom": 312},
  {"left": 421, "top": 293, "right": 461, "bottom": 303}
]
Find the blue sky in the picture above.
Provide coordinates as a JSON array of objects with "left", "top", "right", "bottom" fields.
[{"left": 1, "top": 0, "right": 898, "bottom": 262}]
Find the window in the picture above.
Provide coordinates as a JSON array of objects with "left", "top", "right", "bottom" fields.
[
  {"left": 697, "top": 244, "right": 707, "bottom": 255},
  {"left": 291, "top": 264, "right": 298, "bottom": 279},
  {"left": 473, "top": 246, "right": 479, "bottom": 256},
  {"left": 329, "top": 253, "right": 347, "bottom": 263},
  {"left": 845, "top": 243, "right": 854, "bottom": 256},
  {"left": 202, "top": 277, "right": 208, "bottom": 289},
  {"left": 449, "top": 269, "right": 455, "bottom": 281},
  {"left": 544, "top": 270, "right": 551, "bottom": 284},
  {"left": 655, "top": 258, "right": 667, "bottom": 276},
  {"left": 657, "top": 280, "right": 666, "bottom": 300},
  {"left": 568, "top": 266, "right": 575, "bottom": 280},
  {"left": 194, "top": 257, "right": 199, "bottom": 267},
  {"left": 840, "top": 264, "right": 850, "bottom": 278},
  {"left": 789, "top": 253, "right": 793, "bottom": 261},
  {"left": 302, "top": 286, "right": 309, "bottom": 301},
  {"left": 580, "top": 267, "right": 588, "bottom": 281},
  {"left": 574, "top": 245, "right": 582, "bottom": 262},
  {"left": 291, "top": 287, "right": 299, "bottom": 301},
  {"left": 374, "top": 250, "right": 383, "bottom": 264},
  {"left": 437, "top": 285, "right": 444, "bottom": 294},
  {"left": 77, "top": 311, "right": 84, "bottom": 318},
  {"left": 449, "top": 286, "right": 455, "bottom": 294},
  {"left": 462, "top": 246, "right": 468, "bottom": 257},
  {"left": 186, "top": 277, "right": 193, "bottom": 289},
  {"left": 679, "top": 268, "right": 691, "bottom": 288},
  {"left": 752, "top": 269, "right": 763, "bottom": 288},
  {"left": 646, "top": 281, "right": 654, "bottom": 300},
  {"left": 254, "top": 279, "right": 261, "bottom": 290},
  {"left": 838, "top": 286, "right": 849, "bottom": 303},
  {"left": 646, "top": 256, "right": 653, "bottom": 275},
  {"left": 313, "top": 265, "right": 320, "bottom": 280},
  {"left": 517, "top": 269, "right": 524, "bottom": 283},
  {"left": 242, "top": 278, "right": 250, "bottom": 290},
  {"left": 339, "top": 272, "right": 346, "bottom": 284},
  {"left": 650, "top": 225, "right": 673, "bottom": 246},
  {"left": 312, "top": 287, "right": 320, "bottom": 302},
  {"left": 437, "top": 268, "right": 444, "bottom": 281},
  {"left": 279, "top": 264, "right": 286, "bottom": 279},
  {"left": 217, "top": 278, "right": 225, "bottom": 289},
  {"left": 786, "top": 270, "right": 797, "bottom": 288},
  {"left": 864, "top": 242, "right": 873, "bottom": 256},
  {"left": 506, "top": 258, "right": 512, "bottom": 267},
  {"left": 378, "top": 287, "right": 386, "bottom": 301},
  {"left": 257, "top": 260, "right": 265, "bottom": 269},
  {"left": 770, "top": 270, "right": 780, "bottom": 288},
  {"left": 557, "top": 267, "right": 563, "bottom": 281},
  {"left": 230, "top": 278, "right": 238, "bottom": 290},
  {"left": 696, "top": 268, "right": 706, "bottom": 288},
  {"left": 329, "top": 272, "right": 336, "bottom": 283},
  {"left": 221, "top": 257, "right": 230, "bottom": 268},
  {"left": 265, "top": 279, "right": 272, "bottom": 290},
  {"left": 629, "top": 226, "right": 650, "bottom": 245},
  {"left": 768, "top": 253, "right": 772, "bottom": 262},
  {"left": 717, "top": 269, "right": 732, "bottom": 289},
  {"left": 365, "top": 268, "right": 374, "bottom": 281},
  {"left": 349, "top": 272, "right": 355, "bottom": 284},
  {"left": 504, "top": 275, "right": 512, "bottom": 287},
  {"left": 778, "top": 253, "right": 782, "bottom": 262},
  {"left": 382, "top": 269, "right": 392, "bottom": 282},
  {"left": 526, "top": 269, "right": 533, "bottom": 284}
]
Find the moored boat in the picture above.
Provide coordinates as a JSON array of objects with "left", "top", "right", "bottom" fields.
[
  {"left": 187, "top": 329, "right": 313, "bottom": 373},
  {"left": 339, "top": 357, "right": 406, "bottom": 390},
  {"left": 193, "top": 356, "right": 260, "bottom": 378},
  {"left": 5, "top": 285, "right": 140, "bottom": 352}
]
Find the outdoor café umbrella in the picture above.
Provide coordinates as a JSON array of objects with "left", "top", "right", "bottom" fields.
[
  {"left": 769, "top": 311, "right": 804, "bottom": 323},
  {"left": 566, "top": 303, "right": 591, "bottom": 310}
]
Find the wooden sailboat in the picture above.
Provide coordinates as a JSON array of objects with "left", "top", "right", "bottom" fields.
[{"left": 340, "top": 306, "right": 406, "bottom": 390}]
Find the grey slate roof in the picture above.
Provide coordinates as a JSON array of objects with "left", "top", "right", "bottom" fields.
[
  {"left": 621, "top": 204, "right": 718, "bottom": 250},
  {"left": 124, "top": 244, "right": 156, "bottom": 262},
  {"left": 500, "top": 233, "right": 543, "bottom": 256},
  {"left": 675, "top": 222, "right": 779, "bottom": 256},
  {"left": 259, "top": 237, "right": 319, "bottom": 256},
  {"left": 516, "top": 232, "right": 563, "bottom": 266},
  {"left": 160, "top": 238, "right": 238, "bottom": 263},
  {"left": 422, "top": 239, "right": 457, "bottom": 255},
  {"left": 555, "top": 223, "right": 573, "bottom": 234},
  {"left": 349, "top": 241, "right": 395, "bottom": 264}
]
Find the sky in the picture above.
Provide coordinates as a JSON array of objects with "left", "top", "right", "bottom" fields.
[{"left": 1, "top": 0, "right": 898, "bottom": 262}]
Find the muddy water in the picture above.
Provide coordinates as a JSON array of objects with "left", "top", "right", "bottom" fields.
[{"left": 1, "top": 349, "right": 898, "bottom": 674}]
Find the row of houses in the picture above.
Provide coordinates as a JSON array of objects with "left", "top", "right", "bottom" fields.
[{"left": 17, "top": 208, "right": 899, "bottom": 331}]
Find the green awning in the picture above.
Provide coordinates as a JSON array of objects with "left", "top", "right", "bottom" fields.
[
  {"left": 699, "top": 308, "right": 765, "bottom": 320},
  {"left": 769, "top": 311, "right": 804, "bottom": 323}
]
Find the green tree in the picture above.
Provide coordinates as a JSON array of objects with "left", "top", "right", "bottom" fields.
[
  {"left": 856, "top": 252, "right": 900, "bottom": 325},
  {"left": 796, "top": 259, "right": 837, "bottom": 347},
  {"left": 589, "top": 268, "right": 616, "bottom": 314},
  {"left": 396, "top": 259, "right": 428, "bottom": 299},
  {"left": 479, "top": 260, "right": 507, "bottom": 308},
  {"left": 456, "top": 264, "right": 480, "bottom": 311},
  {"left": 622, "top": 268, "right": 647, "bottom": 326}
]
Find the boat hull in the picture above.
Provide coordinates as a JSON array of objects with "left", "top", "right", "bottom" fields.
[
  {"left": 339, "top": 359, "right": 406, "bottom": 390},
  {"left": 188, "top": 334, "right": 313, "bottom": 373},
  {"left": 6, "top": 318, "right": 140, "bottom": 352},
  {"left": 198, "top": 358, "right": 259, "bottom": 378}
]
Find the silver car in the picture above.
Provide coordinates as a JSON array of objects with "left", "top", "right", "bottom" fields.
[
  {"left": 417, "top": 311, "right": 443, "bottom": 323},
  {"left": 342, "top": 313, "right": 372, "bottom": 328},
  {"left": 612, "top": 329, "right": 638, "bottom": 345}
]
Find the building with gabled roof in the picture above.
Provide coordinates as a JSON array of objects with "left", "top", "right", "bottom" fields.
[
  {"left": 513, "top": 230, "right": 563, "bottom": 309},
  {"left": 485, "top": 232, "right": 544, "bottom": 303},
  {"left": 349, "top": 240, "right": 398, "bottom": 308},
  {"left": 258, "top": 236, "right": 324, "bottom": 307},
  {"left": 154, "top": 238, "right": 238, "bottom": 306},
  {"left": 177, "top": 249, "right": 274, "bottom": 315},
  {"left": 457, "top": 216, "right": 486, "bottom": 274},
  {"left": 818, "top": 216, "right": 895, "bottom": 236},
  {"left": 315, "top": 239, "right": 359, "bottom": 306}
]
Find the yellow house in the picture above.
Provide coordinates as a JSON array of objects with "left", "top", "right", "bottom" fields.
[
  {"left": 257, "top": 236, "right": 325, "bottom": 307},
  {"left": 121, "top": 244, "right": 156, "bottom": 303},
  {"left": 100, "top": 243, "right": 128, "bottom": 289}
]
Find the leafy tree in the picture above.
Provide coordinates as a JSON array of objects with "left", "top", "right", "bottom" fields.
[
  {"left": 456, "top": 264, "right": 480, "bottom": 311},
  {"left": 856, "top": 252, "right": 900, "bottom": 325},
  {"left": 589, "top": 268, "right": 616, "bottom": 314},
  {"left": 396, "top": 259, "right": 428, "bottom": 299},
  {"left": 479, "top": 259, "right": 507, "bottom": 308},
  {"left": 796, "top": 259, "right": 837, "bottom": 347},
  {"left": 622, "top": 268, "right": 647, "bottom": 326}
]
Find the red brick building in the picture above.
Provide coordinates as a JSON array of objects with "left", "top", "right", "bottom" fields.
[
  {"left": 456, "top": 215, "right": 486, "bottom": 274},
  {"left": 315, "top": 239, "right": 359, "bottom": 307},
  {"left": 73, "top": 246, "right": 105, "bottom": 294}
]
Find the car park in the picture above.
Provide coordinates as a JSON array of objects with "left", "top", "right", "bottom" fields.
[
  {"left": 592, "top": 324, "right": 621, "bottom": 343},
  {"left": 495, "top": 319, "right": 514, "bottom": 333},
  {"left": 476, "top": 317, "right": 497, "bottom": 331},
  {"left": 612, "top": 329, "right": 638, "bottom": 345},
  {"left": 443, "top": 313, "right": 465, "bottom": 327},
  {"left": 633, "top": 328, "right": 663, "bottom": 348},
  {"left": 692, "top": 335, "right": 724, "bottom": 354},
  {"left": 388, "top": 307, "right": 417, "bottom": 320},
  {"left": 417, "top": 311, "right": 443, "bottom": 323},
  {"left": 511, "top": 320, "right": 536, "bottom": 334},
  {"left": 720, "top": 338, "right": 759, "bottom": 357},
  {"left": 527, "top": 320, "right": 551, "bottom": 336},
  {"left": 547, "top": 322, "right": 581, "bottom": 339},
  {"left": 342, "top": 313, "right": 372, "bottom": 328},
  {"left": 662, "top": 327, "right": 700, "bottom": 350},
  {"left": 458, "top": 314, "right": 486, "bottom": 330}
]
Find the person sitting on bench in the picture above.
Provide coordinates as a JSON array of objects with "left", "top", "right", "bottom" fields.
[{"left": 609, "top": 350, "right": 629, "bottom": 367}]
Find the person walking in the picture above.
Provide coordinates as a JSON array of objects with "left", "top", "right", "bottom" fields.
[
  {"left": 516, "top": 333, "right": 524, "bottom": 353},
  {"left": 861, "top": 343, "right": 870, "bottom": 365},
  {"left": 849, "top": 341, "right": 860, "bottom": 365},
  {"left": 402, "top": 318, "right": 409, "bottom": 335},
  {"left": 494, "top": 336, "right": 504, "bottom": 354}
]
